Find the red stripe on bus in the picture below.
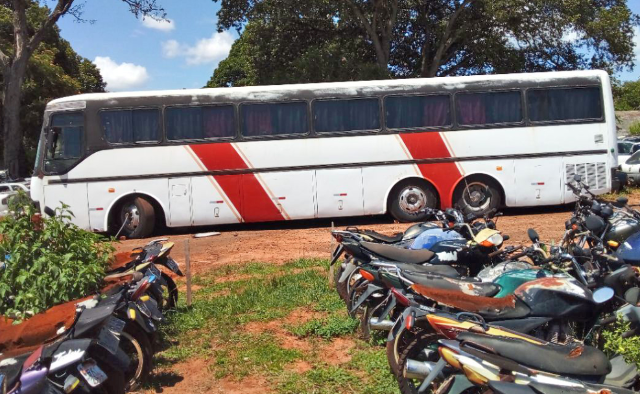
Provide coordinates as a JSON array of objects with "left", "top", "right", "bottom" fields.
[
  {"left": 399, "top": 133, "right": 463, "bottom": 209},
  {"left": 190, "top": 143, "right": 285, "bottom": 222}
]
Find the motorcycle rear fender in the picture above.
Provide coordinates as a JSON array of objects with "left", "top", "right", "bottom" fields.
[
  {"left": 74, "top": 301, "right": 118, "bottom": 338},
  {"left": 127, "top": 301, "right": 157, "bottom": 334},
  {"left": 350, "top": 284, "right": 384, "bottom": 314},
  {"left": 160, "top": 257, "right": 184, "bottom": 276},
  {"left": 339, "top": 260, "right": 357, "bottom": 283},
  {"left": 48, "top": 339, "right": 91, "bottom": 373}
]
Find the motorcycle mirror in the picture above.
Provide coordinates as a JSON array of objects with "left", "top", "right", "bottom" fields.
[
  {"left": 617, "top": 196, "right": 629, "bottom": 206},
  {"left": 574, "top": 174, "right": 582, "bottom": 182},
  {"left": 527, "top": 228, "right": 540, "bottom": 243},
  {"left": 503, "top": 234, "right": 510, "bottom": 241},
  {"left": 43, "top": 206, "right": 55, "bottom": 217},
  {"left": 625, "top": 287, "right": 640, "bottom": 306},
  {"left": 593, "top": 287, "right": 615, "bottom": 304}
]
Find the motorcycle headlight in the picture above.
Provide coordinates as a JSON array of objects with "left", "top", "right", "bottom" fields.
[{"left": 480, "top": 233, "right": 503, "bottom": 247}]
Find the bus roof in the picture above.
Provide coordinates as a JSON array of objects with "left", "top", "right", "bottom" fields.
[{"left": 46, "top": 69, "right": 609, "bottom": 109}]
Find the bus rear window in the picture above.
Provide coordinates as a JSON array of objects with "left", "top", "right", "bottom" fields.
[
  {"left": 314, "top": 98, "right": 380, "bottom": 133},
  {"left": 385, "top": 95, "right": 451, "bottom": 129},
  {"left": 527, "top": 87, "right": 603, "bottom": 122},
  {"left": 166, "top": 105, "right": 236, "bottom": 140},
  {"left": 456, "top": 91, "right": 522, "bottom": 126},
  {"left": 101, "top": 109, "right": 160, "bottom": 143},
  {"left": 241, "top": 102, "right": 308, "bottom": 137}
]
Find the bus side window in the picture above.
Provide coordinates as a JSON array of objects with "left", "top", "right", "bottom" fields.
[
  {"left": 385, "top": 95, "right": 451, "bottom": 129},
  {"left": 314, "top": 98, "right": 380, "bottom": 133},
  {"left": 456, "top": 91, "right": 522, "bottom": 126},
  {"left": 527, "top": 87, "right": 603, "bottom": 123},
  {"left": 101, "top": 109, "right": 160, "bottom": 143},
  {"left": 241, "top": 102, "right": 308, "bottom": 137}
]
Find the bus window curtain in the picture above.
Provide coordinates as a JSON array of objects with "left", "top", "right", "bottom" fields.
[
  {"left": 315, "top": 99, "right": 379, "bottom": 132},
  {"left": 244, "top": 106, "right": 273, "bottom": 136},
  {"left": 457, "top": 95, "right": 486, "bottom": 125},
  {"left": 203, "top": 106, "right": 235, "bottom": 138},
  {"left": 167, "top": 107, "right": 202, "bottom": 140},
  {"left": 422, "top": 99, "right": 450, "bottom": 127},
  {"left": 132, "top": 110, "right": 159, "bottom": 142},
  {"left": 102, "top": 111, "right": 133, "bottom": 143}
]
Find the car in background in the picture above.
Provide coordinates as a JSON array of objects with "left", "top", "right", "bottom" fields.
[
  {"left": 0, "top": 182, "right": 29, "bottom": 216},
  {"left": 621, "top": 150, "right": 640, "bottom": 186},
  {"left": 618, "top": 140, "right": 640, "bottom": 164}
]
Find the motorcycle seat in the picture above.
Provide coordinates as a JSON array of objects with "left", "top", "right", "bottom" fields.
[
  {"left": 361, "top": 241, "right": 434, "bottom": 264},
  {"left": 410, "top": 283, "right": 528, "bottom": 319},
  {"left": 407, "top": 275, "right": 500, "bottom": 297},
  {"left": 393, "top": 262, "right": 460, "bottom": 278},
  {"left": 458, "top": 332, "right": 611, "bottom": 377},
  {"left": 0, "top": 297, "right": 88, "bottom": 354},
  {"left": 360, "top": 230, "right": 404, "bottom": 243}
]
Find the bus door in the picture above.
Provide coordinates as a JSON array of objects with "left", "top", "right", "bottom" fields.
[
  {"left": 513, "top": 158, "right": 563, "bottom": 205},
  {"left": 44, "top": 183, "right": 91, "bottom": 229},
  {"left": 315, "top": 168, "right": 364, "bottom": 218},
  {"left": 168, "top": 177, "right": 192, "bottom": 226}
]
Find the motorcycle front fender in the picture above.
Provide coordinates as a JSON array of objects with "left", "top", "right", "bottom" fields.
[{"left": 350, "top": 283, "right": 384, "bottom": 314}]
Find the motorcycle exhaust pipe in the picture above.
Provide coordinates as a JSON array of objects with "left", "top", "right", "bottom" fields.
[
  {"left": 404, "top": 359, "right": 436, "bottom": 380},
  {"left": 369, "top": 318, "right": 395, "bottom": 331}
]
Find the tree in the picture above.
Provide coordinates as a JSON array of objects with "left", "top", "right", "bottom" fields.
[
  {"left": 614, "top": 79, "right": 640, "bottom": 111},
  {"left": 0, "top": 3, "right": 108, "bottom": 173},
  {"left": 211, "top": 0, "right": 639, "bottom": 82},
  {"left": 0, "top": 0, "right": 165, "bottom": 179}
]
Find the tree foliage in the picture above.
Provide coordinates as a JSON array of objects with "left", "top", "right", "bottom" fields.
[
  {"left": 0, "top": 192, "right": 114, "bottom": 318},
  {"left": 614, "top": 79, "right": 640, "bottom": 111},
  {"left": 209, "top": 0, "right": 639, "bottom": 86},
  {"left": 0, "top": 1, "right": 106, "bottom": 174}
]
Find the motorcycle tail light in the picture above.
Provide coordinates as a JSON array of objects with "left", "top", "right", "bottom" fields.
[
  {"left": 131, "top": 277, "right": 152, "bottom": 301},
  {"left": 405, "top": 313, "right": 415, "bottom": 330},
  {"left": 391, "top": 288, "right": 410, "bottom": 306},
  {"left": 360, "top": 270, "right": 375, "bottom": 282},
  {"left": 608, "top": 240, "right": 620, "bottom": 249},
  {"left": 332, "top": 233, "right": 343, "bottom": 243}
]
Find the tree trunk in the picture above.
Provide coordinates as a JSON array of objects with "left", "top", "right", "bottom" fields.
[{"left": 3, "top": 58, "right": 28, "bottom": 179}]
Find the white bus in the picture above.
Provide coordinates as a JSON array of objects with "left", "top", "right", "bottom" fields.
[{"left": 31, "top": 70, "right": 621, "bottom": 238}]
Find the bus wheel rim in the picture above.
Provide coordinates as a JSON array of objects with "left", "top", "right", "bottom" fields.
[
  {"left": 399, "top": 187, "right": 427, "bottom": 213},
  {"left": 123, "top": 204, "right": 140, "bottom": 231},
  {"left": 463, "top": 182, "right": 491, "bottom": 211}
]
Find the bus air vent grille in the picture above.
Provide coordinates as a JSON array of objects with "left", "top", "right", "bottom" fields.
[{"left": 565, "top": 162, "right": 607, "bottom": 191}]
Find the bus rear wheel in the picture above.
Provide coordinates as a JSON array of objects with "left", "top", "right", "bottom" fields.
[
  {"left": 388, "top": 180, "right": 437, "bottom": 222},
  {"left": 117, "top": 197, "right": 155, "bottom": 239},
  {"left": 453, "top": 176, "right": 502, "bottom": 216}
]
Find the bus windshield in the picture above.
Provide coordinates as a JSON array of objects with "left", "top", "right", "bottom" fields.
[{"left": 43, "top": 112, "right": 84, "bottom": 174}]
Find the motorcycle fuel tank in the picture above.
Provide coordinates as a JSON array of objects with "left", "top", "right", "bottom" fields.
[
  {"left": 514, "top": 277, "right": 595, "bottom": 320},
  {"left": 616, "top": 231, "right": 640, "bottom": 266}
]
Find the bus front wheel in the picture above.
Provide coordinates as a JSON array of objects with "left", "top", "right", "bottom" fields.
[
  {"left": 388, "top": 180, "right": 437, "bottom": 222},
  {"left": 117, "top": 197, "right": 155, "bottom": 239}
]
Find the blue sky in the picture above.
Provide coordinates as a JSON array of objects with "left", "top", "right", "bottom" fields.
[{"left": 57, "top": 0, "right": 640, "bottom": 92}]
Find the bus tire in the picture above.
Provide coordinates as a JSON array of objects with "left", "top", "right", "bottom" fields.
[
  {"left": 118, "top": 197, "right": 155, "bottom": 239},
  {"left": 388, "top": 179, "right": 437, "bottom": 222},
  {"left": 453, "top": 175, "right": 502, "bottom": 216}
]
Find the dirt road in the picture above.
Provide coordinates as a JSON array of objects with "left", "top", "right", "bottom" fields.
[{"left": 114, "top": 203, "right": 590, "bottom": 273}]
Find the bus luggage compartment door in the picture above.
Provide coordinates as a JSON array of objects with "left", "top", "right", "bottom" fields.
[
  {"left": 513, "top": 158, "right": 562, "bottom": 206},
  {"left": 315, "top": 168, "right": 364, "bottom": 218},
  {"left": 168, "top": 177, "right": 192, "bottom": 227}
]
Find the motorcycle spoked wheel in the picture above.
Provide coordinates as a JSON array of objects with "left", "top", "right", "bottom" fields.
[
  {"left": 386, "top": 323, "right": 425, "bottom": 377},
  {"left": 396, "top": 330, "right": 448, "bottom": 394},
  {"left": 120, "top": 323, "right": 154, "bottom": 391}
]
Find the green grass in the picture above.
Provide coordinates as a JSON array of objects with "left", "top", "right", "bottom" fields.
[{"left": 157, "top": 257, "right": 397, "bottom": 394}]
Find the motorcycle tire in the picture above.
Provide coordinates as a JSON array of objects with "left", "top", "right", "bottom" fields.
[
  {"left": 334, "top": 262, "right": 349, "bottom": 302},
  {"left": 162, "top": 272, "right": 179, "bottom": 310},
  {"left": 120, "top": 322, "right": 154, "bottom": 391},
  {"left": 386, "top": 325, "right": 425, "bottom": 377},
  {"left": 396, "top": 330, "right": 446, "bottom": 394}
]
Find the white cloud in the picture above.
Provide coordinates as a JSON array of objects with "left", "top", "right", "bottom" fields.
[
  {"left": 94, "top": 56, "right": 150, "bottom": 91},
  {"left": 142, "top": 17, "right": 175, "bottom": 32},
  {"left": 162, "top": 31, "right": 235, "bottom": 66}
]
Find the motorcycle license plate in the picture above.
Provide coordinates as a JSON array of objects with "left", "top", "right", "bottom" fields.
[
  {"left": 97, "top": 317, "right": 125, "bottom": 354},
  {"left": 78, "top": 360, "right": 107, "bottom": 387}
]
